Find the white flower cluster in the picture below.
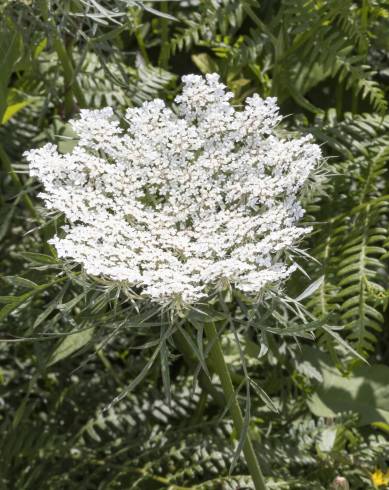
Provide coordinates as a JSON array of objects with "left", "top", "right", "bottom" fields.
[{"left": 25, "top": 74, "right": 321, "bottom": 304}]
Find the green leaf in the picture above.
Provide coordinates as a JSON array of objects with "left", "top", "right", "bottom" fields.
[
  {"left": 304, "top": 347, "right": 389, "bottom": 425},
  {"left": 0, "top": 290, "right": 37, "bottom": 320},
  {"left": 48, "top": 327, "right": 95, "bottom": 366},
  {"left": 317, "top": 426, "right": 337, "bottom": 452},
  {"left": 0, "top": 28, "right": 23, "bottom": 121},
  {"left": 34, "top": 38, "right": 47, "bottom": 58},
  {"left": 191, "top": 53, "right": 219, "bottom": 75},
  {"left": 296, "top": 276, "right": 324, "bottom": 302},
  {"left": 371, "top": 422, "right": 389, "bottom": 434},
  {"left": 187, "top": 305, "right": 225, "bottom": 324},
  {"left": 0, "top": 202, "right": 16, "bottom": 240},
  {"left": 221, "top": 332, "right": 261, "bottom": 367},
  {"left": 142, "top": 5, "right": 177, "bottom": 21},
  {"left": 2, "top": 276, "right": 38, "bottom": 289},
  {"left": 19, "top": 252, "right": 58, "bottom": 265},
  {"left": 1, "top": 100, "right": 31, "bottom": 125},
  {"left": 54, "top": 120, "right": 78, "bottom": 154}
]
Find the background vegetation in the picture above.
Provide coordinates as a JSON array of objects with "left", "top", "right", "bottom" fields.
[{"left": 1, "top": 1, "right": 389, "bottom": 488}]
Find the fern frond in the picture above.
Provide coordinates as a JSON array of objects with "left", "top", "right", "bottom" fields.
[
  {"left": 303, "top": 109, "right": 389, "bottom": 357},
  {"left": 333, "top": 55, "right": 388, "bottom": 114},
  {"left": 336, "top": 203, "right": 387, "bottom": 355}
]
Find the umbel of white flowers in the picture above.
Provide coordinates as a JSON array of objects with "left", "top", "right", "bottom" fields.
[{"left": 25, "top": 74, "right": 321, "bottom": 304}]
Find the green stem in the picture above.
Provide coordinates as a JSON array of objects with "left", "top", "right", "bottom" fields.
[
  {"left": 53, "top": 33, "right": 87, "bottom": 109},
  {"left": 53, "top": 36, "right": 76, "bottom": 116},
  {"left": 335, "top": 80, "right": 344, "bottom": 120},
  {"left": 204, "top": 323, "right": 267, "bottom": 490},
  {"left": 158, "top": 1, "right": 170, "bottom": 69},
  {"left": 243, "top": 5, "right": 276, "bottom": 45},
  {"left": 191, "top": 389, "right": 207, "bottom": 424},
  {"left": 352, "top": 0, "right": 369, "bottom": 114},
  {"left": 351, "top": 91, "right": 358, "bottom": 115},
  {"left": 134, "top": 10, "right": 150, "bottom": 65},
  {"left": 39, "top": 1, "right": 86, "bottom": 115}
]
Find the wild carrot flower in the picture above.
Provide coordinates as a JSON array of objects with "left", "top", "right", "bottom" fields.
[{"left": 25, "top": 74, "right": 321, "bottom": 304}]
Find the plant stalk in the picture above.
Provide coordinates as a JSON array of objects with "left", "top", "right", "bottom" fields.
[
  {"left": 52, "top": 31, "right": 87, "bottom": 111},
  {"left": 133, "top": 9, "right": 150, "bottom": 65},
  {"left": 39, "top": 0, "right": 86, "bottom": 115},
  {"left": 158, "top": 1, "right": 170, "bottom": 69},
  {"left": 204, "top": 322, "right": 267, "bottom": 490}
]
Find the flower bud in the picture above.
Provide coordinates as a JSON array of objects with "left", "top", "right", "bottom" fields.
[{"left": 332, "top": 476, "right": 350, "bottom": 489}]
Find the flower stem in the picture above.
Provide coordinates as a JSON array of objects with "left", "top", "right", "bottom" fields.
[
  {"left": 158, "top": 2, "right": 170, "bottom": 69},
  {"left": 39, "top": 0, "right": 86, "bottom": 115},
  {"left": 204, "top": 322, "right": 267, "bottom": 490},
  {"left": 133, "top": 10, "right": 150, "bottom": 65}
]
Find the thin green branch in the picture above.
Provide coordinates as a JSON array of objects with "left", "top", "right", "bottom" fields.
[
  {"left": 204, "top": 323, "right": 267, "bottom": 490},
  {"left": 38, "top": 1, "right": 86, "bottom": 115},
  {"left": 158, "top": 2, "right": 171, "bottom": 69},
  {"left": 133, "top": 10, "right": 150, "bottom": 65}
]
